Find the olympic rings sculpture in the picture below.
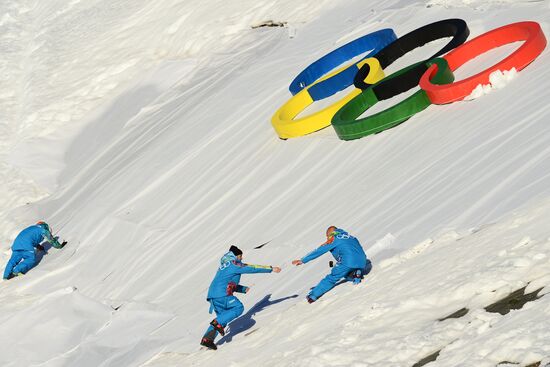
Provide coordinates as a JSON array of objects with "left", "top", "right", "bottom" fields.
[{"left": 271, "top": 20, "right": 546, "bottom": 141}]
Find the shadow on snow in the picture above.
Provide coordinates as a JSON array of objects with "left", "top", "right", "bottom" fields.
[{"left": 218, "top": 293, "right": 299, "bottom": 345}]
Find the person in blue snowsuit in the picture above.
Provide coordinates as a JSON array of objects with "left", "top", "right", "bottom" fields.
[
  {"left": 3, "top": 221, "right": 65, "bottom": 280},
  {"left": 292, "top": 226, "right": 371, "bottom": 303},
  {"left": 200, "top": 245, "right": 281, "bottom": 350}
]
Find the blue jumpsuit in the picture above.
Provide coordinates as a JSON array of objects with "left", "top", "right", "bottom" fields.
[
  {"left": 3, "top": 224, "right": 61, "bottom": 279},
  {"left": 203, "top": 252, "right": 273, "bottom": 338},
  {"left": 301, "top": 228, "right": 372, "bottom": 301}
]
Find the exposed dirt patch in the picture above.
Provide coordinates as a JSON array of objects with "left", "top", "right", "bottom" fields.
[
  {"left": 497, "top": 361, "right": 541, "bottom": 367},
  {"left": 438, "top": 307, "right": 469, "bottom": 321},
  {"left": 485, "top": 286, "right": 543, "bottom": 315},
  {"left": 251, "top": 20, "right": 287, "bottom": 29},
  {"left": 413, "top": 350, "right": 441, "bottom": 367}
]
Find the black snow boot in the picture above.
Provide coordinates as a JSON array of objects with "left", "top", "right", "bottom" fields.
[
  {"left": 210, "top": 319, "right": 225, "bottom": 336},
  {"left": 200, "top": 329, "right": 217, "bottom": 350},
  {"left": 200, "top": 337, "right": 217, "bottom": 350}
]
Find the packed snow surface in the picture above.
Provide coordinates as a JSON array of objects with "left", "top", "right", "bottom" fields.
[{"left": 1, "top": 0, "right": 550, "bottom": 366}]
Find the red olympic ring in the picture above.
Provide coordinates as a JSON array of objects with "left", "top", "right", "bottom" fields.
[{"left": 419, "top": 21, "right": 547, "bottom": 104}]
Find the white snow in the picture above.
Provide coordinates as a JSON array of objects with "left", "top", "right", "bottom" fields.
[
  {"left": 1, "top": 0, "right": 550, "bottom": 366},
  {"left": 464, "top": 68, "right": 518, "bottom": 101}
]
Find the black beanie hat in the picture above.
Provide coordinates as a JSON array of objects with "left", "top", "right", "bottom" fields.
[{"left": 229, "top": 245, "right": 243, "bottom": 257}]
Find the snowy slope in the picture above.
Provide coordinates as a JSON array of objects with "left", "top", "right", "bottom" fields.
[{"left": 1, "top": 0, "right": 550, "bottom": 366}]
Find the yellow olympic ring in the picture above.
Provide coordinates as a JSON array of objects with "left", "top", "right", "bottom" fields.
[{"left": 271, "top": 58, "right": 384, "bottom": 139}]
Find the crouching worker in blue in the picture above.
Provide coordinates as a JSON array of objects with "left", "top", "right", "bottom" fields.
[
  {"left": 200, "top": 245, "right": 281, "bottom": 350},
  {"left": 292, "top": 226, "right": 372, "bottom": 303},
  {"left": 3, "top": 221, "right": 66, "bottom": 280}
]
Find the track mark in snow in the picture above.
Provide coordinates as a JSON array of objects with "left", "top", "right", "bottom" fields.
[
  {"left": 378, "top": 237, "right": 433, "bottom": 268},
  {"left": 244, "top": 328, "right": 259, "bottom": 336},
  {"left": 140, "top": 351, "right": 191, "bottom": 367},
  {"left": 512, "top": 236, "right": 531, "bottom": 249}
]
